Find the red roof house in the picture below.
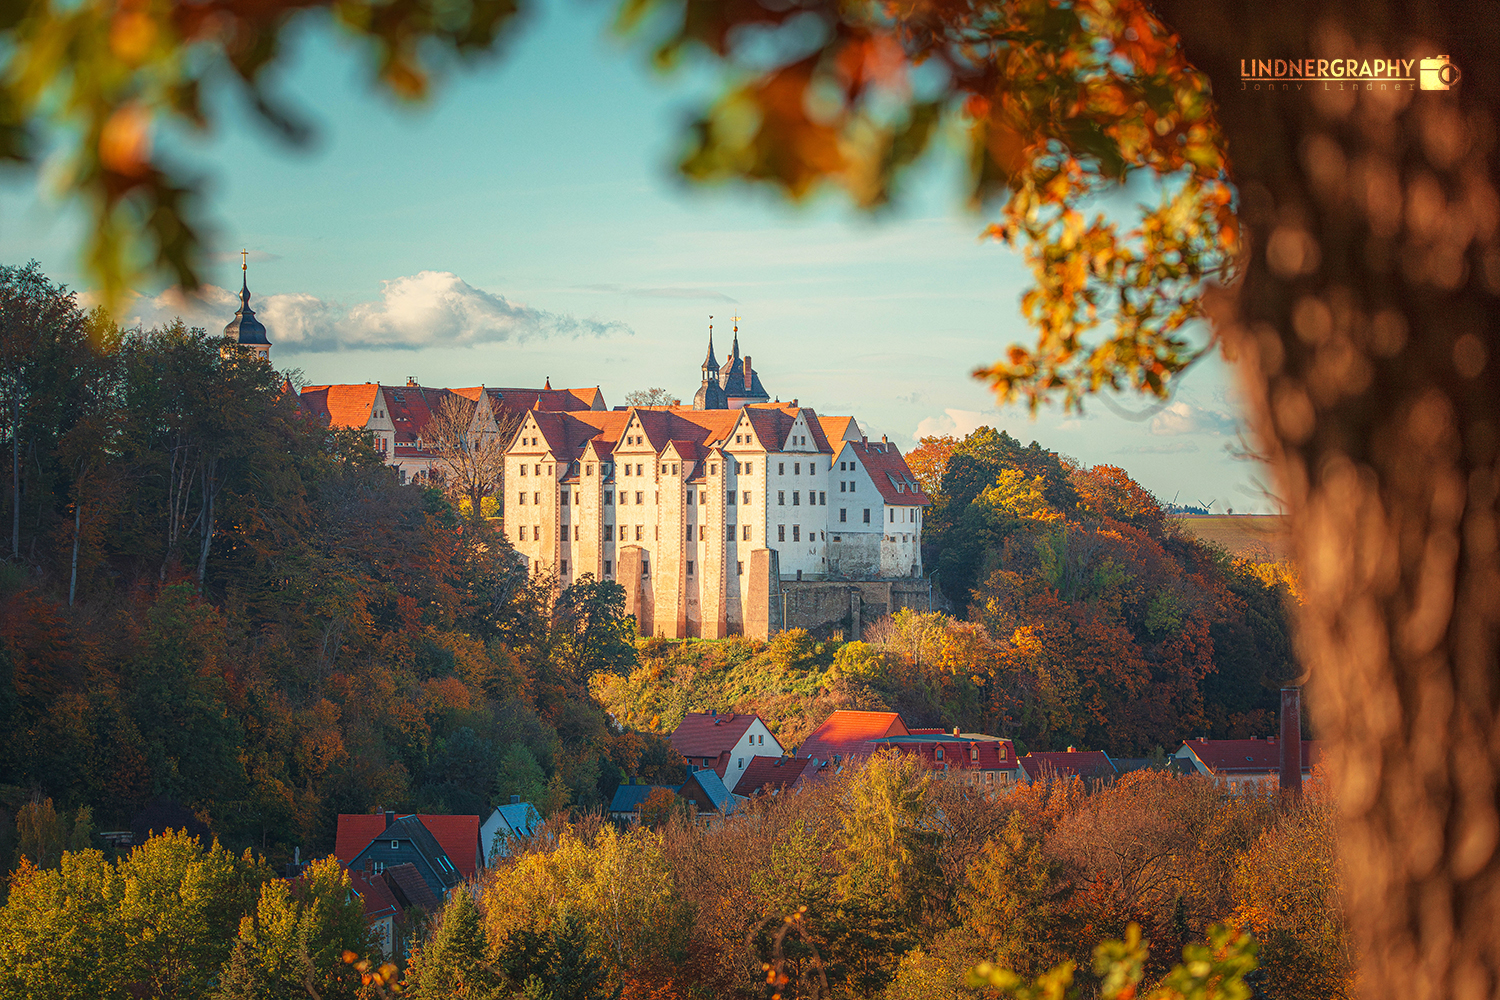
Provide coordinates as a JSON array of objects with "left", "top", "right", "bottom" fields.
[
  {"left": 335, "top": 812, "right": 483, "bottom": 880},
  {"left": 797, "top": 710, "right": 910, "bottom": 764},
  {"left": 733, "top": 754, "right": 814, "bottom": 796},
  {"left": 1018, "top": 750, "right": 1118, "bottom": 783},
  {"left": 1173, "top": 738, "right": 1321, "bottom": 790}
]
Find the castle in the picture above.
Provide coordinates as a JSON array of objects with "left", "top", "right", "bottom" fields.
[{"left": 228, "top": 285, "right": 929, "bottom": 639}]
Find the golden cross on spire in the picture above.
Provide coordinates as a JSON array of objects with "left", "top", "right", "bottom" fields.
[
  {"left": 732, "top": 312, "right": 740, "bottom": 332},
  {"left": 240, "top": 248, "right": 248, "bottom": 271},
  {"left": 708, "top": 314, "right": 713, "bottom": 333}
]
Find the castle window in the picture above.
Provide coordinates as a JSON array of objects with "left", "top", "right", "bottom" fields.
[
  {"left": 574, "top": 526, "right": 579, "bottom": 541},
  {"left": 819, "top": 492, "right": 826, "bottom": 505},
  {"left": 743, "top": 525, "right": 750, "bottom": 541},
  {"left": 687, "top": 561, "right": 695, "bottom": 575},
  {"left": 686, "top": 525, "right": 693, "bottom": 541},
  {"left": 890, "top": 509, "right": 895, "bottom": 522},
  {"left": 726, "top": 525, "right": 734, "bottom": 542},
  {"left": 534, "top": 492, "right": 540, "bottom": 505},
  {"left": 516, "top": 526, "right": 524, "bottom": 541},
  {"left": 726, "top": 491, "right": 736, "bottom": 506},
  {"left": 840, "top": 482, "right": 846, "bottom": 492},
  {"left": 688, "top": 489, "right": 695, "bottom": 504},
  {"left": 745, "top": 462, "right": 752, "bottom": 473},
  {"left": 672, "top": 464, "right": 678, "bottom": 474},
  {"left": 777, "top": 491, "right": 785, "bottom": 506},
  {"left": 561, "top": 560, "right": 568, "bottom": 574},
  {"left": 620, "top": 526, "right": 627, "bottom": 540},
  {"left": 533, "top": 526, "right": 541, "bottom": 541},
  {"left": 863, "top": 509, "right": 871, "bottom": 523},
  {"left": 518, "top": 492, "right": 527, "bottom": 505},
  {"left": 778, "top": 463, "right": 784, "bottom": 475},
  {"left": 623, "top": 465, "right": 630, "bottom": 477},
  {"left": 635, "top": 491, "right": 644, "bottom": 505},
  {"left": 561, "top": 492, "right": 569, "bottom": 505},
  {"left": 737, "top": 561, "right": 744, "bottom": 576},
  {"left": 661, "top": 464, "right": 667, "bottom": 474},
  {"left": 711, "top": 464, "right": 718, "bottom": 474},
  {"left": 699, "top": 526, "right": 705, "bottom": 541},
  {"left": 636, "top": 525, "right": 643, "bottom": 540},
  {"left": 778, "top": 525, "right": 785, "bottom": 542},
  {"left": 636, "top": 464, "right": 643, "bottom": 476},
  {"left": 840, "top": 509, "right": 847, "bottom": 522},
  {"left": 792, "top": 491, "right": 800, "bottom": 505},
  {"left": 586, "top": 464, "right": 594, "bottom": 475},
  {"left": 794, "top": 463, "right": 800, "bottom": 474},
  {"left": 734, "top": 461, "right": 741, "bottom": 474},
  {"left": 792, "top": 525, "right": 800, "bottom": 541},
  {"left": 742, "top": 491, "right": 750, "bottom": 505},
  {"left": 519, "top": 465, "right": 527, "bottom": 477},
  {"left": 605, "top": 560, "right": 612, "bottom": 575},
  {"left": 604, "top": 491, "right": 613, "bottom": 504}
]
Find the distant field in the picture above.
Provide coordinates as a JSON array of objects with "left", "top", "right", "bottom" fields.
[{"left": 1177, "top": 514, "right": 1290, "bottom": 561}]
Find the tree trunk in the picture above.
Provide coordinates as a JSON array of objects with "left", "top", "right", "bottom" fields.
[
  {"left": 1158, "top": 1, "right": 1500, "bottom": 994},
  {"left": 10, "top": 391, "right": 17, "bottom": 559},
  {"left": 196, "top": 457, "right": 217, "bottom": 588},
  {"left": 69, "top": 488, "right": 81, "bottom": 606}
]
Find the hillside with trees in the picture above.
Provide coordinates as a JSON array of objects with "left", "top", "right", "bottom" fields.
[{"left": 596, "top": 427, "right": 1300, "bottom": 758}]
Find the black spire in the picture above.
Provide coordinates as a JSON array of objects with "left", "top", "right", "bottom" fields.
[
  {"left": 702, "top": 318, "right": 719, "bottom": 375},
  {"left": 224, "top": 253, "right": 270, "bottom": 349}
]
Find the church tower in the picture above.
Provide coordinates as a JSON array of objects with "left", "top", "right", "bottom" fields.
[
  {"left": 224, "top": 250, "right": 271, "bottom": 362},
  {"left": 692, "top": 319, "right": 727, "bottom": 410}
]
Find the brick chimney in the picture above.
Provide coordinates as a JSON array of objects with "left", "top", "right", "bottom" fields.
[
  {"left": 744, "top": 357, "right": 752, "bottom": 390},
  {"left": 1280, "top": 686, "right": 1303, "bottom": 798}
]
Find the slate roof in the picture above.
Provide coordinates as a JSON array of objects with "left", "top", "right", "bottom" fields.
[
  {"left": 734, "top": 754, "right": 813, "bottom": 795},
  {"left": 1019, "top": 750, "right": 1118, "bottom": 782},
  {"left": 797, "top": 710, "right": 910, "bottom": 763},
  {"left": 682, "top": 769, "right": 737, "bottom": 814},
  {"left": 224, "top": 277, "right": 270, "bottom": 346},
  {"left": 1175, "top": 739, "right": 1321, "bottom": 775},
  {"left": 670, "top": 712, "right": 762, "bottom": 758},
  {"left": 846, "top": 439, "right": 931, "bottom": 506},
  {"left": 608, "top": 783, "right": 673, "bottom": 815},
  {"left": 481, "top": 801, "right": 543, "bottom": 861}
]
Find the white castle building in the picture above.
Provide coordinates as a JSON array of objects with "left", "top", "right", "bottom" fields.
[{"left": 504, "top": 328, "right": 930, "bottom": 639}]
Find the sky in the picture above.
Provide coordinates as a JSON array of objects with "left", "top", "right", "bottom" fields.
[{"left": 0, "top": 0, "right": 1275, "bottom": 514}]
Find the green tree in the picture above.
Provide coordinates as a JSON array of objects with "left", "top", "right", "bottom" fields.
[
  {"left": 963, "top": 813, "right": 1077, "bottom": 979},
  {"left": 553, "top": 576, "right": 638, "bottom": 683},
  {"left": 0, "top": 849, "right": 126, "bottom": 1000},
  {"left": 216, "top": 856, "right": 370, "bottom": 1000},
  {"left": 404, "top": 887, "right": 504, "bottom": 1000}
]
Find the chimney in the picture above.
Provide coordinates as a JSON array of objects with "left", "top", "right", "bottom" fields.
[
  {"left": 861, "top": 435, "right": 868, "bottom": 446},
  {"left": 744, "top": 357, "right": 752, "bottom": 390},
  {"left": 509, "top": 794, "right": 520, "bottom": 805},
  {"left": 384, "top": 810, "right": 396, "bottom": 829},
  {"left": 1280, "top": 686, "right": 1303, "bottom": 798},
  {"left": 953, "top": 726, "right": 960, "bottom": 737},
  {"left": 406, "top": 376, "right": 417, "bottom": 387}
]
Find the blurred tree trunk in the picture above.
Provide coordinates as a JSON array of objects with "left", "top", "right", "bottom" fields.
[{"left": 1159, "top": 1, "right": 1500, "bottom": 995}]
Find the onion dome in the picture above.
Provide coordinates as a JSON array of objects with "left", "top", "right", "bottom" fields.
[{"left": 225, "top": 268, "right": 269, "bottom": 347}]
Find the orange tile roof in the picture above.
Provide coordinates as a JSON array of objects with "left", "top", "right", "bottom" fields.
[
  {"left": 818, "top": 416, "right": 859, "bottom": 444},
  {"left": 301, "top": 384, "right": 378, "bottom": 429},
  {"left": 797, "top": 710, "right": 909, "bottom": 762}
]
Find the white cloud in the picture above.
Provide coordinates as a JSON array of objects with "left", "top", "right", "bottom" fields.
[
  {"left": 1148, "top": 401, "right": 1238, "bottom": 437},
  {"left": 124, "top": 271, "right": 630, "bottom": 352},
  {"left": 914, "top": 408, "right": 993, "bottom": 441}
]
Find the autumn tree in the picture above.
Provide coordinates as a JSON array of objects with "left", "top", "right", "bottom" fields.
[
  {"left": 426, "top": 393, "right": 510, "bottom": 526},
  {"left": 623, "top": 388, "right": 677, "bottom": 407}
]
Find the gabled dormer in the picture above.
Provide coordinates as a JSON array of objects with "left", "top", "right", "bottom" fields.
[{"left": 579, "top": 438, "right": 615, "bottom": 481}]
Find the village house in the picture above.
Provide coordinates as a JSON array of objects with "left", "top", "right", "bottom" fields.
[
  {"left": 669, "top": 710, "right": 782, "bottom": 784},
  {"left": 1019, "top": 749, "right": 1120, "bottom": 785},
  {"left": 1173, "top": 737, "right": 1321, "bottom": 792},
  {"left": 733, "top": 754, "right": 814, "bottom": 796},
  {"left": 607, "top": 770, "right": 740, "bottom": 822},
  {"left": 335, "top": 811, "right": 483, "bottom": 898},
  {"left": 481, "top": 796, "right": 543, "bottom": 861}
]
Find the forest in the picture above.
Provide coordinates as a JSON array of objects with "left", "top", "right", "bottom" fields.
[{"left": 0, "top": 262, "right": 1343, "bottom": 998}]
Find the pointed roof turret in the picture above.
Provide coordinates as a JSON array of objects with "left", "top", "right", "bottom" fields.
[
  {"left": 224, "top": 251, "right": 270, "bottom": 349},
  {"left": 702, "top": 317, "right": 720, "bottom": 374}
]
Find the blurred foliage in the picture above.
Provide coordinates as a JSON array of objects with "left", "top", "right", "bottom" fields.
[{"left": 0, "top": 0, "right": 1231, "bottom": 408}]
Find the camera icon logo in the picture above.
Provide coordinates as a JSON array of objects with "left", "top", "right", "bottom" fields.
[{"left": 1420, "top": 55, "right": 1461, "bottom": 90}]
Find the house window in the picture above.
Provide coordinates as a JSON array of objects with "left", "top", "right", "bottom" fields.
[
  {"left": 839, "top": 509, "right": 847, "bottom": 522},
  {"left": 605, "top": 560, "right": 612, "bottom": 575},
  {"left": 742, "top": 525, "right": 750, "bottom": 541},
  {"left": 889, "top": 509, "right": 895, "bottom": 522},
  {"left": 738, "top": 758, "right": 744, "bottom": 769},
  {"left": 794, "top": 463, "right": 800, "bottom": 474},
  {"left": 840, "top": 482, "right": 846, "bottom": 492},
  {"left": 737, "top": 561, "right": 743, "bottom": 576},
  {"left": 778, "top": 462, "right": 785, "bottom": 475},
  {"left": 742, "top": 491, "right": 750, "bottom": 504},
  {"left": 391, "top": 840, "right": 399, "bottom": 850},
  {"left": 687, "top": 561, "right": 695, "bottom": 575},
  {"left": 777, "top": 491, "right": 785, "bottom": 505},
  {"left": 792, "top": 491, "right": 800, "bottom": 506},
  {"left": 863, "top": 509, "right": 871, "bottom": 523},
  {"left": 605, "top": 491, "right": 613, "bottom": 504},
  {"left": 840, "top": 461, "right": 845, "bottom": 471},
  {"left": 778, "top": 525, "right": 785, "bottom": 542},
  {"left": 819, "top": 492, "right": 825, "bottom": 505}
]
